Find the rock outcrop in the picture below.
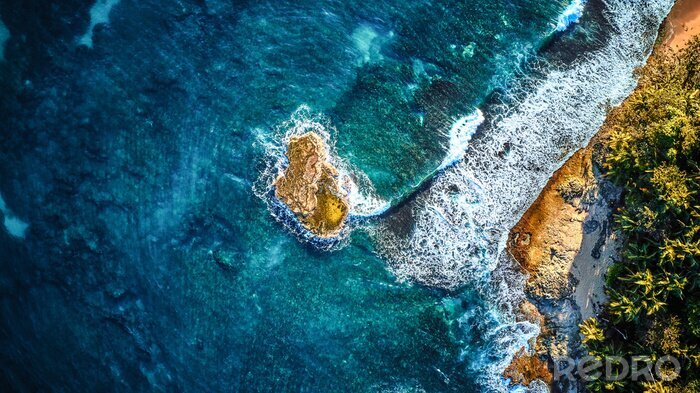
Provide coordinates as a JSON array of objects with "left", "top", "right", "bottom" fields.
[
  {"left": 503, "top": 348, "right": 553, "bottom": 388},
  {"left": 504, "top": 135, "right": 621, "bottom": 392},
  {"left": 274, "top": 132, "right": 349, "bottom": 237}
]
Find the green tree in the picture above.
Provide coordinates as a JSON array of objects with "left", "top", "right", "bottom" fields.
[{"left": 585, "top": 36, "right": 700, "bottom": 391}]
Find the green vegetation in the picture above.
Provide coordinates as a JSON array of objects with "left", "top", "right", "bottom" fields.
[{"left": 581, "top": 37, "right": 700, "bottom": 392}]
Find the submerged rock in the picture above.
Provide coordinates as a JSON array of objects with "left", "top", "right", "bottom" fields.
[
  {"left": 274, "top": 132, "right": 349, "bottom": 237},
  {"left": 210, "top": 249, "right": 241, "bottom": 273}
]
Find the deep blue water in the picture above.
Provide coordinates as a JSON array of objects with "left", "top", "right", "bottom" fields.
[{"left": 0, "top": 0, "right": 671, "bottom": 391}]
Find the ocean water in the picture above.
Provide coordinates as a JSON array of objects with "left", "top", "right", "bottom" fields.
[{"left": 0, "top": 0, "right": 671, "bottom": 392}]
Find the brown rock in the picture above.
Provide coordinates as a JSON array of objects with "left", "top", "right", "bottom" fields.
[
  {"left": 503, "top": 348, "right": 553, "bottom": 387},
  {"left": 519, "top": 300, "right": 546, "bottom": 330},
  {"left": 274, "top": 132, "right": 349, "bottom": 237},
  {"left": 507, "top": 148, "right": 591, "bottom": 297}
]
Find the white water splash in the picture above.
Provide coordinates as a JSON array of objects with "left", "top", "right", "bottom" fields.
[
  {"left": 345, "top": 172, "right": 391, "bottom": 217},
  {"left": 78, "top": 0, "right": 121, "bottom": 48},
  {"left": 439, "top": 109, "right": 484, "bottom": 171},
  {"left": 556, "top": 0, "right": 587, "bottom": 31}
]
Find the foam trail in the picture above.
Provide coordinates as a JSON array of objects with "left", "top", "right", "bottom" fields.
[
  {"left": 375, "top": 0, "right": 673, "bottom": 389},
  {"left": 556, "top": 0, "right": 586, "bottom": 31},
  {"left": 346, "top": 176, "right": 391, "bottom": 217}
]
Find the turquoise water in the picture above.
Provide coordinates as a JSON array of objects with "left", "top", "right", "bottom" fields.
[
  {"left": 0, "top": 0, "right": 672, "bottom": 391},
  {"left": 329, "top": 0, "right": 569, "bottom": 201}
]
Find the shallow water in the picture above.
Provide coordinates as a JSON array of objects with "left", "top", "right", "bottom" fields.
[{"left": 0, "top": 0, "right": 671, "bottom": 391}]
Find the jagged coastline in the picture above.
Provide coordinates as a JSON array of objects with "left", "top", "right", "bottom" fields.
[
  {"left": 505, "top": 128, "right": 621, "bottom": 392},
  {"left": 503, "top": 0, "right": 700, "bottom": 390}
]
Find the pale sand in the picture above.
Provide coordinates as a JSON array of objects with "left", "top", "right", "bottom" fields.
[
  {"left": 570, "top": 179, "right": 619, "bottom": 322},
  {"left": 664, "top": 0, "right": 700, "bottom": 50}
]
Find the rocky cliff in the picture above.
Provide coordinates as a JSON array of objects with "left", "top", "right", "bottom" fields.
[{"left": 505, "top": 136, "right": 621, "bottom": 391}]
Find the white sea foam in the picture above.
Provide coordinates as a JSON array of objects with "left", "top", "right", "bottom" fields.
[
  {"left": 0, "top": 17, "right": 9, "bottom": 61},
  {"left": 374, "top": 0, "right": 672, "bottom": 389},
  {"left": 439, "top": 109, "right": 484, "bottom": 171},
  {"left": 0, "top": 193, "right": 28, "bottom": 239},
  {"left": 556, "top": 0, "right": 586, "bottom": 31},
  {"left": 78, "top": 0, "right": 121, "bottom": 48},
  {"left": 345, "top": 171, "right": 391, "bottom": 217}
]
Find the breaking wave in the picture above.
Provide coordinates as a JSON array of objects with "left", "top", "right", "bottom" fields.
[
  {"left": 439, "top": 109, "right": 485, "bottom": 171},
  {"left": 555, "top": 0, "right": 586, "bottom": 32},
  {"left": 374, "top": 0, "right": 673, "bottom": 389}
]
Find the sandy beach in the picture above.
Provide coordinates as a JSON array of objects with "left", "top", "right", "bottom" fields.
[{"left": 664, "top": 0, "right": 700, "bottom": 50}]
